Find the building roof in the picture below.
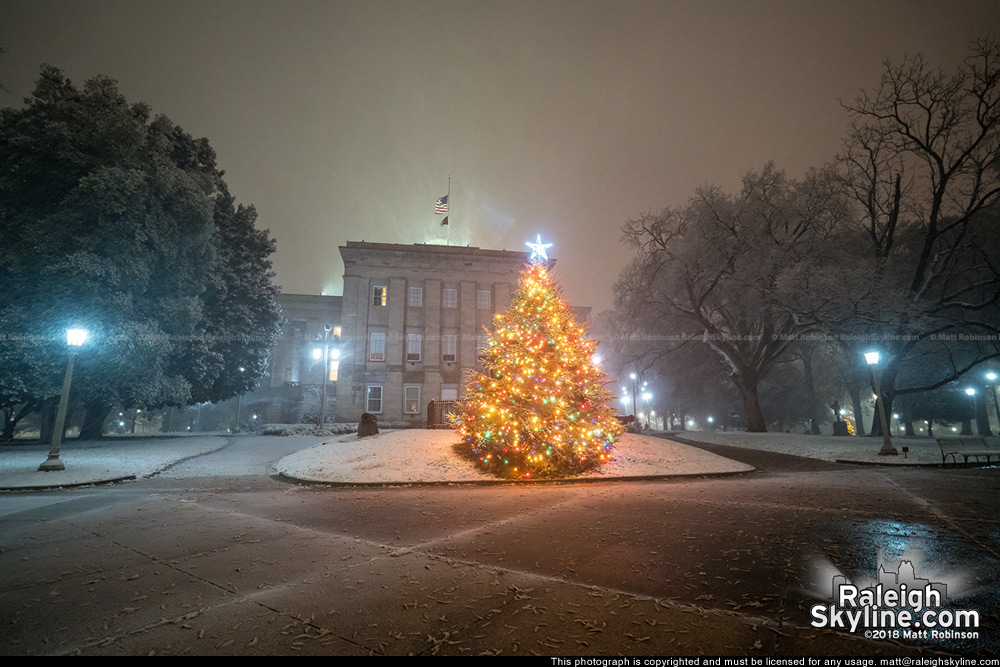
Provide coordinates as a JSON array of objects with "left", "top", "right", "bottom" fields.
[{"left": 341, "top": 241, "right": 532, "bottom": 261}]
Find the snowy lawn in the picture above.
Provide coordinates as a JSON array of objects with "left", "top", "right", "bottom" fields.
[
  {"left": 273, "top": 429, "right": 752, "bottom": 484},
  {"left": 0, "top": 436, "right": 227, "bottom": 488},
  {"left": 668, "top": 430, "right": 961, "bottom": 465}
]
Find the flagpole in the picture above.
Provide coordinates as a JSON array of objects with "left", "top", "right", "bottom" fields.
[{"left": 446, "top": 174, "right": 451, "bottom": 246}]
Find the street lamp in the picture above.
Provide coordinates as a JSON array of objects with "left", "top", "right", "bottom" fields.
[
  {"left": 629, "top": 372, "right": 638, "bottom": 418},
  {"left": 39, "top": 328, "right": 88, "bottom": 471},
  {"left": 985, "top": 372, "right": 1000, "bottom": 432},
  {"left": 892, "top": 413, "right": 904, "bottom": 436},
  {"left": 313, "top": 324, "right": 335, "bottom": 427},
  {"left": 965, "top": 387, "right": 978, "bottom": 435},
  {"left": 864, "top": 350, "right": 897, "bottom": 456},
  {"left": 234, "top": 366, "right": 245, "bottom": 431}
]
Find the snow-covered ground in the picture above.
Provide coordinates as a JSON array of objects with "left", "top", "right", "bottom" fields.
[
  {"left": 0, "top": 436, "right": 227, "bottom": 489},
  {"left": 273, "top": 429, "right": 752, "bottom": 484},
  {"left": 6, "top": 427, "right": 971, "bottom": 491},
  {"left": 669, "top": 430, "right": 963, "bottom": 465},
  {"left": 0, "top": 430, "right": 751, "bottom": 489}
]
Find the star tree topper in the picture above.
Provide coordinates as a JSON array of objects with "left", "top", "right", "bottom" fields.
[{"left": 525, "top": 234, "right": 553, "bottom": 262}]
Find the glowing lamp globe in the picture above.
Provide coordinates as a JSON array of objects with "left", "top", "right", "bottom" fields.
[
  {"left": 864, "top": 351, "right": 880, "bottom": 366},
  {"left": 66, "top": 328, "right": 88, "bottom": 347}
]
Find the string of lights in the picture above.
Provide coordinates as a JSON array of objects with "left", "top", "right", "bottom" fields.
[{"left": 452, "top": 259, "right": 623, "bottom": 479}]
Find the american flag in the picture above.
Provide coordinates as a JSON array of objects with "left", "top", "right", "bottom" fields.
[{"left": 435, "top": 194, "right": 448, "bottom": 215}]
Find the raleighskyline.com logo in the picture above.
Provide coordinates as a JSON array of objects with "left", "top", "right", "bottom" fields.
[{"left": 810, "top": 560, "right": 980, "bottom": 640}]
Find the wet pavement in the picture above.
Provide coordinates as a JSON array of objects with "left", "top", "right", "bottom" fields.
[{"left": 1, "top": 435, "right": 997, "bottom": 656}]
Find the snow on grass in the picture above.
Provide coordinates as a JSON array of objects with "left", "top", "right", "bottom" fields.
[
  {"left": 273, "top": 429, "right": 752, "bottom": 484},
  {"left": 0, "top": 436, "right": 227, "bottom": 488},
  {"left": 670, "top": 430, "right": 953, "bottom": 464}
]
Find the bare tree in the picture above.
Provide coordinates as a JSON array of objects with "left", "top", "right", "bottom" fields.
[
  {"left": 615, "top": 166, "right": 847, "bottom": 431},
  {"left": 836, "top": 37, "right": 1000, "bottom": 432}
]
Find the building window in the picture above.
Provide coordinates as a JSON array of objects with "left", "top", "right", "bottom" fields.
[
  {"left": 408, "top": 286, "right": 423, "bottom": 307},
  {"left": 328, "top": 360, "right": 339, "bottom": 382},
  {"left": 441, "top": 388, "right": 458, "bottom": 402},
  {"left": 406, "top": 333, "right": 422, "bottom": 361},
  {"left": 372, "top": 285, "right": 387, "bottom": 307},
  {"left": 404, "top": 385, "right": 420, "bottom": 414},
  {"left": 332, "top": 325, "right": 342, "bottom": 338},
  {"left": 476, "top": 334, "right": 488, "bottom": 350},
  {"left": 366, "top": 385, "right": 383, "bottom": 413},
  {"left": 477, "top": 289, "right": 491, "bottom": 310},
  {"left": 369, "top": 332, "right": 385, "bottom": 361},
  {"left": 442, "top": 288, "right": 457, "bottom": 309},
  {"left": 442, "top": 334, "right": 457, "bottom": 362}
]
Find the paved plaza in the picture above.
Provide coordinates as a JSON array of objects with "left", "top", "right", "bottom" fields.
[{"left": 1, "top": 435, "right": 997, "bottom": 656}]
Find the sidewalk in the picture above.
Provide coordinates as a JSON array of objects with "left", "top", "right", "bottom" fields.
[{"left": 0, "top": 436, "right": 228, "bottom": 490}]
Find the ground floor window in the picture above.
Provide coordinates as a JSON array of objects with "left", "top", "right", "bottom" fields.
[
  {"left": 404, "top": 385, "right": 420, "bottom": 413},
  {"left": 441, "top": 388, "right": 458, "bottom": 402},
  {"left": 366, "top": 385, "right": 383, "bottom": 413}
]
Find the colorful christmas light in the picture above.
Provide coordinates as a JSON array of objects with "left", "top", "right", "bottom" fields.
[{"left": 451, "top": 259, "right": 623, "bottom": 479}]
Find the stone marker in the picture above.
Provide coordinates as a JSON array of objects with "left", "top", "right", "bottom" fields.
[{"left": 357, "top": 412, "right": 380, "bottom": 437}]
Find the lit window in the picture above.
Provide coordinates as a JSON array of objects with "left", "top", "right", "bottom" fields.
[
  {"left": 328, "top": 360, "right": 339, "bottom": 382},
  {"left": 406, "top": 333, "right": 422, "bottom": 361},
  {"left": 369, "top": 332, "right": 385, "bottom": 361},
  {"left": 442, "top": 288, "right": 457, "bottom": 309},
  {"left": 477, "top": 289, "right": 491, "bottom": 310},
  {"left": 404, "top": 385, "right": 420, "bottom": 414},
  {"left": 372, "top": 285, "right": 387, "bottom": 307},
  {"left": 442, "top": 334, "right": 457, "bottom": 362},
  {"left": 332, "top": 326, "right": 342, "bottom": 338},
  {"left": 409, "top": 287, "right": 423, "bottom": 307},
  {"left": 366, "top": 385, "right": 383, "bottom": 413}
]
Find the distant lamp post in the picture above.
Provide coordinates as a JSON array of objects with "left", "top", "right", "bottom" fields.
[
  {"left": 986, "top": 372, "right": 1000, "bottom": 429},
  {"left": 864, "top": 350, "right": 897, "bottom": 455},
  {"left": 892, "top": 413, "right": 904, "bottom": 436},
  {"left": 629, "top": 372, "right": 638, "bottom": 417},
  {"left": 965, "top": 387, "right": 978, "bottom": 434},
  {"left": 39, "top": 328, "right": 88, "bottom": 471},
  {"left": 234, "top": 366, "right": 246, "bottom": 430}
]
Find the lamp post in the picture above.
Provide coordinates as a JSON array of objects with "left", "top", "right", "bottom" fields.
[
  {"left": 964, "top": 387, "right": 978, "bottom": 435},
  {"left": 39, "top": 328, "right": 88, "bottom": 471},
  {"left": 864, "top": 350, "right": 897, "bottom": 455},
  {"left": 629, "top": 372, "right": 638, "bottom": 418},
  {"left": 313, "top": 324, "right": 334, "bottom": 427},
  {"left": 234, "top": 366, "right": 245, "bottom": 431},
  {"left": 986, "top": 371, "right": 1000, "bottom": 431}
]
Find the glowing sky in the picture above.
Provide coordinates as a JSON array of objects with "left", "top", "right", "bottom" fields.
[{"left": 3, "top": 0, "right": 998, "bottom": 311}]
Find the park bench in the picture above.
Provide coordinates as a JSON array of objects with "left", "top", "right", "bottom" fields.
[{"left": 936, "top": 437, "right": 1000, "bottom": 465}]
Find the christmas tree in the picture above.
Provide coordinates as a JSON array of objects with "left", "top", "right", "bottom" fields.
[{"left": 453, "top": 243, "right": 623, "bottom": 479}]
